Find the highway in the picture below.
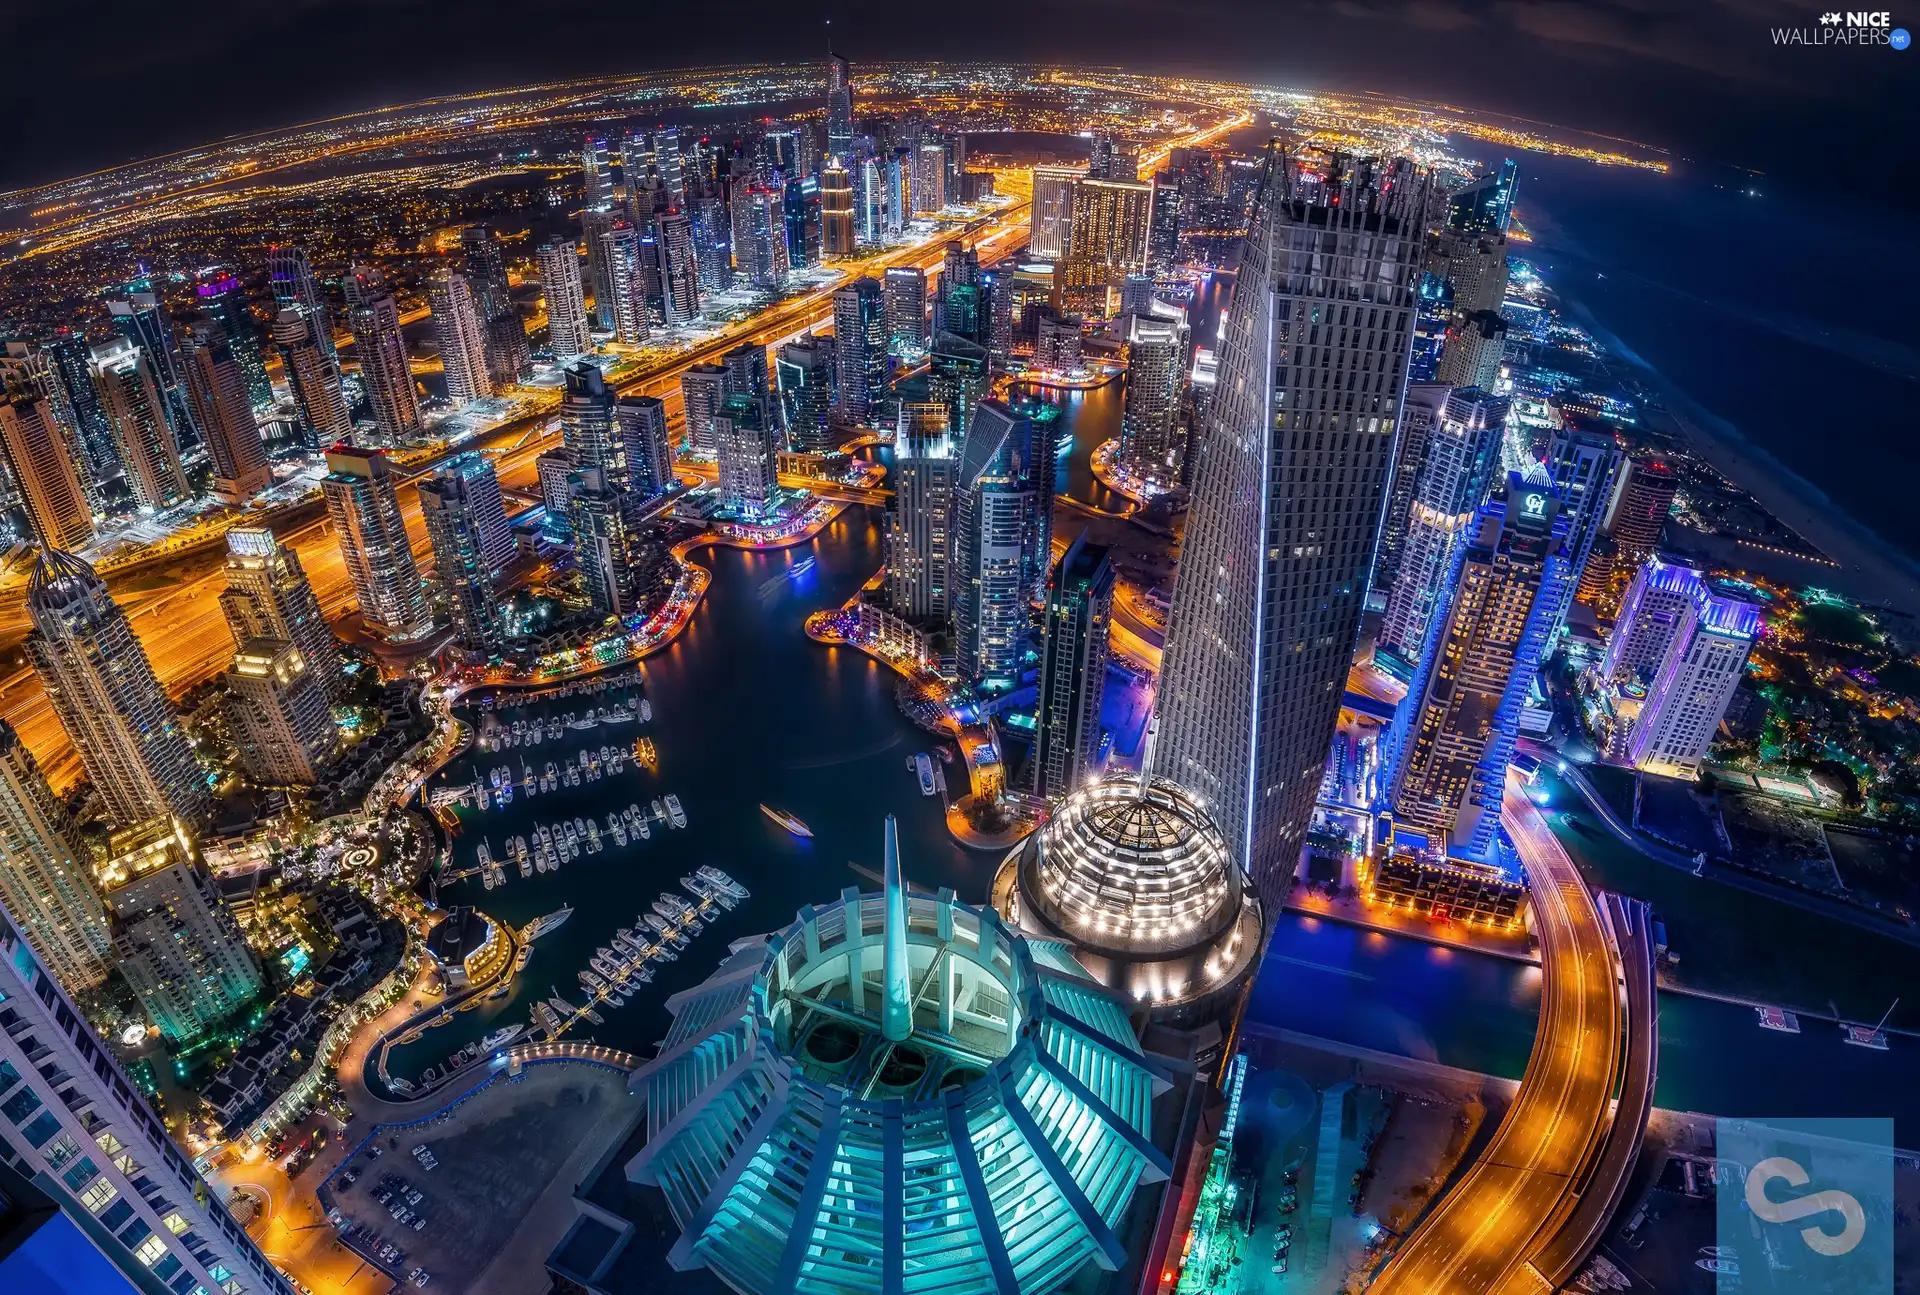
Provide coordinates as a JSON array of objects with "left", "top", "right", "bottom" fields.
[{"left": 1370, "top": 770, "right": 1624, "bottom": 1295}]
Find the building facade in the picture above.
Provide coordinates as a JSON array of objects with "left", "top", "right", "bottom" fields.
[
  {"left": 179, "top": 321, "right": 271, "bottom": 503},
  {"left": 0, "top": 718, "right": 112, "bottom": 990},
  {"left": 320, "top": 446, "right": 431, "bottom": 640},
  {"left": 217, "top": 527, "right": 346, "bottom": 698},
  {"left": 343, "top": 266, "right": 422, "bottom": 441},
  {"left": 1031, "top": 537, "right": 1114, "bottom": 799},
  {"left": 223, "top": 639, "right": 337, "bottom": 785},
  {"left": 427, "top": 269, "right": 494, "bottom": 406}
]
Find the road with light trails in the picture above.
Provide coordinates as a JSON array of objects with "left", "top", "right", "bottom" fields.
[{"left": 1369, "top": 769, "right": 1623, "bottom": 1295}]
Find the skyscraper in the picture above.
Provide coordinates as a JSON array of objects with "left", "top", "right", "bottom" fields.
[
  {"left": 0, "top": 398, "right": 93, "bottom": 549},
  {"left": 0, "top": 340, "right": 106, "bottom": 517},
  {"left": 266, "top": 243, "right": 336, "bottom": 365},
  {"left": 1062, "top": 178, "right": 1153, "bottom": 314},
  {"left": 884, "top": 265, "right": 928, "bottom": 354},
  {"left": 87, "top": 339, "right": 189, "bottom": 509},
  {"left": 218, "top": 526, "right": 346, "bottom": 697},
  {"left": 37, "top": 330, "right": 122, "bottom": 496},
  {"left": 1448, "top": 159, "right": 1519, "bottom": 236},
  {"left": 1385, "top": 477, "right": 1568, "bottom": 861},
  {"left": 460, "top": 223, "right": 533, "bottom": 385},
  {"left": 826, "top": 48, "right": 854, "bottom": 162},
  {"left": 1371, "top": 382, "right": 1450, "bottom": 599},
  {"left": 1147, "top": 173, "right": 1183, "bottom": 272},
  {"left": 590, "top": 219, "right": 650, "bottom": 345},
  {"left": 821, "top": 161, "right": 856, "bottom": 256},
  {"left": 97, "top": 818, "right": 262, "bottom": 1042},
  {"left": 419, "top": 462, "right": 507, "bottom": 651},
  {"left": 0, "top": 717, "right": 112, "bottom": 990},
  {"left": 25, "top": 548, "right": 210, "bottom": 827},
  {"left": 427, "top": 268, "right": 494, "bottom": 406},
  {"left": 1607, "top": 458, "right": 1678, "bottom": 576},
  {"left": 1378, "top": 388, "right": 1507, "bottom": 662},
  {"left": 831, "top": 276, "right": 887, "bottom": 427},
  {"left": 1434, "top": 309, "right": 1508, "bottom": 389},
  {"left": 1155, "top": 151, "right": 1431, "bottom": 893},
  {"left": 582, "top": 133, "right": 610, "bottom": 209},
  {"left": 654, "top": 209, "right": 702, "bottom": 324},
  {"left": 343, "top": 265, "right": 422, "bottom": 440},
  {"left": 1543, "top": 426, "right": 1625, "bottom": 633},
  {"left": 927, "top": 332, "right": 988, "bottom": 439},
  {"left": 714, "top": 393, "right": 778, "bottom": 519},
  {"left": 1028, "top": 163, "right": 1086, "bottom": 261},
  {"left": 1628, "top": 579, "right": 1761, "bottom": 778},
  {"left": 0, "top": 898, "right": 298, "bottom": 1295},
  {"left": 690, "top": 189, "right": 733, "bottom": 293},
  {"left": 192, "top": 267, "right": 270, "bottom": 405},
  {"left": 730, "top": 185, "right": 791, "bottom": 289},
  {"left": 320, "top": 445, "right": 431, "bottom": 640},
  {"left": 886, "top": 406, "right": 957, "bottom": 623},
  {"left": 719, "top": 340, "right": 776, "bottom": 434},
  {"left": 775, "top": 335, "right": 835, "bottom": 453},
  {"left": 1031, "top": 536, "right": 1113, "bottom": 800},
  {"left": 223, "top": 638, "right": 337, "bottom": 785},
  {"left": 179, "top": 320, "right": 272, "bottom": 502},
  {"left": 615, "top": 395, "right": 677, "bottom": 496},
  {"left": 272, "top": 307, "right": 353, "bottom": 445},
  {"left": 1118, "top": 313, "right": 1182, "bottom": 484},
  {"left": 537, "top": 239, "right": 594, "bottom": 357},
  {"left": 932, "top": 240, "right": 983, "bottom": 343},
  {"left": 1602, "top": 555, "right": 1701, "bottom": 688},
  {"left": 106, "top": 289, "right": 199, "bottom": 449},
  {"left": 952, "top": 401, "right": 1036, "bottom": 691},
  {"left": 680, "top": 363, "right": 727, "bottom": 454}
]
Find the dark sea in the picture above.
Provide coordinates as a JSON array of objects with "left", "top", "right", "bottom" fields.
[{"left": 1514, "top": 153, "right": 1920, "bottom": 569}]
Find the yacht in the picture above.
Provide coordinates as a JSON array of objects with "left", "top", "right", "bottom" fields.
[
  {"left": 916, "top": 753, "right": 937, "bottom": 796},
  {"left": 481, "top": 1024, "right": 524, "bottom": 1051},
  {"left": 578, "top": 969, "right": 607, "bottom": 993},
  {"left": 643, "top": 913, "right": 675, "bottom": 939},
  {"left": 522, "top": 906, "right": 573, "bottom": 941},
  {"left": 640, "top": 698, "right": 653, "bottom": 722},
  {"left": 665, "top": 794, "right": 687, "bottom": 828},
  {"left": 697, "top": 866, "right": 749, "bottom": 900},
  {"left": 580, "top": 1003, "right": 607, "bottom": 1023},
  {"left": 651, "top": 797, "right": 665, "bottom": 820},
  {"left": 760, "top": 805, "right": 812, "bottom": 838}
]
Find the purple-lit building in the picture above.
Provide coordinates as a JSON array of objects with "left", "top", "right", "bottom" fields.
[
  {"left": 1626, "top": 571, "right": 1762, "bottom": 778},
  {"left": 1600, "top": 554, "right": 1702, "bottom": 686}
]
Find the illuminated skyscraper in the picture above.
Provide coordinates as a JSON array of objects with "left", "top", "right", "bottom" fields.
[
  {"left": 913, "top": 140, "right": 948, "bottom": 213},
  {"left": 1628, "top": 576, "right": 1761, "bottom": 778},
  {"left": 1542, "top": 426, "right": 1624, "bottom": 633},
  {"left": 272, "top": 307, "right": 352, "bottom": 445},
  {"left": 1155, "top": 152, "right": 1431, "bottom": 893},
  {"left": 886, "top": 148, "right": 911, "bottom": 234},
  {"left": 1372, "top": 381, "right": 1450, "bottom": 600},
  {"left": 1449, "top": 159, "right": 1518, "bottom": 236},
  {"left": 0, "top": 897, "right": 297, "bottom": 1295},
  {"left": 654, "top": 209, "right": 701, "bottom": 324},
  {"left": 427, "top": 268, "right": 494, "bottom": 406},
  {"left": 419, "top": 460, "right": 508, "bottom": 650},
  {"left": 1030, "top": 535, "right": 1113, "bottom": 799},
  {"left": 582, "top": 133, "right": 610, "bottom": 209},
  {"left": 1, "top": 339, "right": 107, "bottom": 517},
  {"left": 821, "top": 160, "right": 856, "bottom": 256},
  {"left": 825, "top": 48, "right": 853, "bottom": 161},
  {"left": 1434, "top": 309, "right": 1507, "bottom": 389},
  {"left": 783, "top": 172, "right": 822, "bottom": 271},
  {"left": 320, "top": 445, "right": 431, "bottom": 640},
  {"left": 884, "top": 265, "right": 928, "bottom": 354},
  {"left": 192, "top": 266, "right": 270, "bottom": 406},
  {"left": 0, "top": 716, "right": 112, "bottom": 990},
  {"left": 714, "top": 393, "right": 778, "bottom": 519},
  {"left": 855, "top": 153, "right": 885, "bottom": 244},
  {"left": 830, "top": 276, "right": 887, "bottom": 426},
  {"left": 1379, "top": 388, "right": 1507, "bottom": 662},
  {"left": 32, "top": 331, "right": 122, "bottom": 497},
  {"left": 218, "top": 526, "right": 346, "bottom": 697},
  {"left": 179, "top": 319, "right": 271, "bottom": 502},
  {"left": 537, "top": 239, "right": 594, "bottom": 357},
  {"left": 1028, "top": 163, "right": 1085, "bottom": 260},
  {"left": 614, "top": 395, "right": 676, "bottom": 496},
  {"left": 1385, "top": 477, "right": 1568, "bottom": 861},
  {"left": 690, "top": 190, "right": 733, "bottom": 293},
  {"left": 86, "top": 339, "right": 189, "bottom": 509},
  {"left": 1118, "top": 313, "right": 1182, "bottom": 484},
  {"left": 25, "top": 548, "right": 210, "bottom": 827},
  {"left": 97, "top": 818, "right": 261, "bottom": 1042},
  {"left": 106, "top": 289, "right": 199, "bottom": 449},
  {"left": 343, "top": 265, "right": 422, "bottom": 440},
  {"left": 927, "top": 331, "right": 988, "bottom": 439},
  {"left": 266, "top": 243, "right": 337, "bottom": 366},
  {"left": 731, "top": 185, "right": 791, "bottom": 288},
  {"left": 953, "top": 400, "right": 1036, "bottom": 690},
  {"left": 588, "top": 218, "right": 648, "bottom": 345},
  {"left": 0, "top": 397, "right": 93, "bottom": 549},
  {"left": 1602, "top": 555, "right": 1701, "bottom": 686},
  {"left": 1607, "top": 458, "right": 1678, "bottom": 577},
  {"left": 886, "top": 409, "right": 956, "bottom": 622},
  {"left": 223, "top": 638, "right": 336, "bottom": 785},
  {"left": 1062, "top": 178, "right": 1153, "bottom": 314},
  {"left": 679, "top": 363, "right": 727, "bottom": 454},
  {"left": 460, "top": 223, "right": 533, "bottom": 384},
  {"left": 775, "top": 335, "right": 834, "bottom": 454}
]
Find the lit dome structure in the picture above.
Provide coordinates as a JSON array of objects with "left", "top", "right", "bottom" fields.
[
  {"left": 627, "top": 818, "right": 1171, "bottom": 1295},
  {"left": 996, "top": 772, "right": 1263, "bottom": 1062}
]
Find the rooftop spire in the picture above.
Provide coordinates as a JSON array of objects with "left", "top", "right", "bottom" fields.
[{"left": 881, "top": 814, "right": 912, "bottom": 1042}]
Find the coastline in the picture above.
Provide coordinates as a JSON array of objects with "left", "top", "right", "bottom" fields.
[{"left": 1552, "top": 289, "right": 1920, "bottom": 625}]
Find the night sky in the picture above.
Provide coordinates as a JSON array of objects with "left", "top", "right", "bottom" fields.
[{"left": 1, "top": 0, "right": 1908, "bottom": 205}]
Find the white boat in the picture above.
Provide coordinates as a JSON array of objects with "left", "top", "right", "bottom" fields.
[
  {"left": 666, "top": 794, "right": 687, "bottom": 828},
  {"left": 651, "top": 797, "right": 665, "bottom": 819},
  {"left": 916, "top": 753, "right": 937, "bottom": 796},
  {"left": 481, "top": 1024, "right": 524, "bottom": 1051},
  {"left": 523, "top": 906, "right": 573, "bottom": 941},
  {"left": 580, "top": 1004, "right": 606, "bottom": 1024},
  {"left": 643, "top": 913, "right": 674, "bottom": 938},
  {"left": 698, "top": 866, "right": 750, "bottom": 900},
  {"left": 579, "top": 968, "right": 607, "bottom": 992},
  {"left": 476, "top": 840, "right": 492, "bottom": 868}
]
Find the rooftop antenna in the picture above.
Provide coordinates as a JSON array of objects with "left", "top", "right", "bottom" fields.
[{"left": 881, "top": 815, "right": 912, "bottom": 1041}]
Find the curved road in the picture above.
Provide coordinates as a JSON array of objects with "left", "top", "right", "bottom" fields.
[{"left": 1372, "top": 771, "right": 1623, "bottom": 1295}]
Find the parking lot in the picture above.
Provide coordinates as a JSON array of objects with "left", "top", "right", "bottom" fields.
[{"left": 327, "top": 1062, "right": 632, "bottom": 1289}]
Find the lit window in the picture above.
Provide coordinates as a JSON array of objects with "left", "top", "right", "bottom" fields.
[
  {"left": 133, "top": 1234, "right": 169, "bottom": 1266},
  {"left": 163, "top": 1211, "right": 189, "bottom": 1235},
  {"left": 78, "top": 1178, "right": 117, "bottom": 1213}
]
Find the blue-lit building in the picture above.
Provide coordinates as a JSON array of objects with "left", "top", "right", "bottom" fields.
[
  {"left": 1447, "top": 159, "right": 1517, "bottom": 236},
  {"left": 1381, "top": 470, "right": 1571, "bottom": 863},
  {"left": 546, "top": 819, "right": 1197, "bottom": 1295}
]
